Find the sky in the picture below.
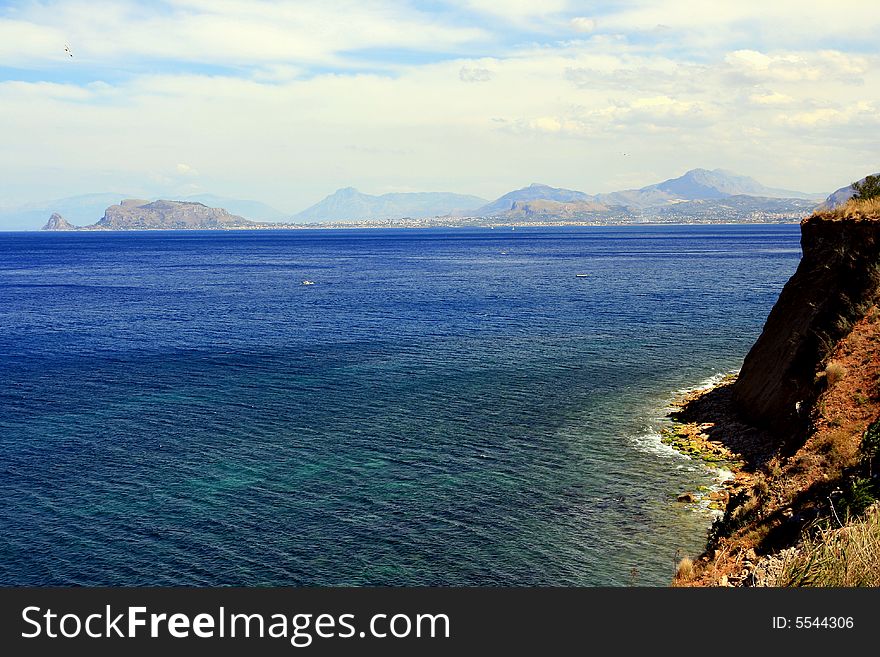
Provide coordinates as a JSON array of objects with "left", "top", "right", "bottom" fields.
[{"left": 1, "top": 0, "right": 878, "bottom": 214}]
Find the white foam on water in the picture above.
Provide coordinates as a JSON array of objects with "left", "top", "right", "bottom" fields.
[
  {"left": 628, "top": 428, "right": 688, "bottom": 460},
  {"left": 660, "top": 369, "right": 740, "bottom": 413},
  {"left": 629, "top": 371, "right": 744, "bottom": 518},
  {"left": 713, "top": 466, "right": 735, "bottom": 484},
  {"left": 673, "top": 371, "right": 728, "bottom": 395}
]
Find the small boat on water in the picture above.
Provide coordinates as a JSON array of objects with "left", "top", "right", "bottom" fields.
[
  {"left": 575, "top": 273, "right": 590, "bottom": 278},
  {"left": 301, "top": 280, "right": 316, "bottom": 286}
]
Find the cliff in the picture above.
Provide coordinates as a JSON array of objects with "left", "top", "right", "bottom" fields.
[
  {"left": 732, "top": 201, "right": 880, "bottom": 436},
  {"left": 91, "top": 199, "right": 254, "bottom": 230},
  {"left": 42, "top": 212, "right": 77, "bottom": 230},
  {"left": 672, "top": 198, "right": 880, "bottom": 587}
]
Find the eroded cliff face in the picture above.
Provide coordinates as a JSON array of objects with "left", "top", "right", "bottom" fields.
[{"left": 732, "top": 212, "right": 880, "bottom": 437}]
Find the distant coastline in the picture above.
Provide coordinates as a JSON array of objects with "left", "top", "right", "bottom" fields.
[
  {"left": 39, "top": 217, "right": 803, "bottom": 232},
  {"left": 23, "top": 166, "right": 837, "bottom": 233}
]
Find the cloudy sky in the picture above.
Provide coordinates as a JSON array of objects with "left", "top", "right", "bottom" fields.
[{"left": 1, "top": 0, "right": 878, "bottom": 213}]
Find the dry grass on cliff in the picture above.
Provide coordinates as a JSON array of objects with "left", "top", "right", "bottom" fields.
[
  {"left": 775, "top": 506, "right": 880, "bottom": 586},
  {"left": 815, "top": 197, "right": 880, "bottom": 221}
]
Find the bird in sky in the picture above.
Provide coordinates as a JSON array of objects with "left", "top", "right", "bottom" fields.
[{"left": 64, "top": 44, "right": 73, "bottom": 58}]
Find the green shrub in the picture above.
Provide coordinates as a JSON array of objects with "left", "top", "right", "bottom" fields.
[
  {"left": 852, "top": 175, "right": 880, "bottom": 201},
  {"left": 861, "top": 419, "right": 880, "bottom": 477},
  {"left": 862, "top": 419, "right": 880, "bottom": 459},
  {"left": 840, "top": 477, "right": 877, "bottom": 518}
]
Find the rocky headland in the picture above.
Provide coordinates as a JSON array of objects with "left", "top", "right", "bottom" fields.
[
  {"left": 40, "top": 199, "right": 257, "bottom": 230},
  {"left": 90, "top": 199, "right": 255, "bottom": 230}
]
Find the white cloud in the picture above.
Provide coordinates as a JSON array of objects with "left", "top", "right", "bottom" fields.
[
  {"left": 778, "top": 102, "right": 879, "bottom": 130},
  {"left": 0, "top": 0, "right": 489, "bottom": 70},
  {"left": 459, "top": 66, "right": 493, "bottom": 82},
  {"left": 724, "top": 49, "right": 868, "bottom": 83},
  {"left": 570, "top": 17, "right": 596, "bottom": 33},
  {"left": 596, "top": 0, "right": 878, "bottom": 47},
  {"left": 176, "top": 163, "right": 199, "bottom": 176},
  {"left": 0, "top": 18, "right": 69, "bottom": 66},
  {"left": 458, "top": 0, "right": 570, "bottom": 22},
  {"left": 749, "top": 91, "right": 794, "bottom": 106},
  {"left": 1, "top": 1, "right": 880, "bottom": 212},
  {"left": 529, "top": 116, "right": 563, "bottom": 133}
]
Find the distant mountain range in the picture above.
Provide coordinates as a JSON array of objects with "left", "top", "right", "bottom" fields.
[
  {"left": 458, "top": 168, "right": 824, "bottom": 224},
  {"left": 475, "top": 168, "right": 823, "bottom": 217},
  {"left": 17, "top": 167, "right": 868, "bottom": 231},
  {"left": 293, "top": 187, "right": 488, "bottom": 222},
  {"left": 295, "top": 168, "right": 826, "bottom": 223},
  {"left": 596, "top": 168, "right": 819, "bottom": 210}
]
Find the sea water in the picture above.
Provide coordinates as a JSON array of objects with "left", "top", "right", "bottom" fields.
[{"left": 0, "top": 225, "right": 800, "bottom": 585}]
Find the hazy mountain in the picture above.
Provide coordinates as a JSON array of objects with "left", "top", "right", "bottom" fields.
[
  {"left": 504, "top": 199, "right": 628, "bottom": 222},
  {"left": 294, "top": 187, "right": 488, "bottom": 221},
  {"left": 42, "top": 212, "right": 77, "bottom": 231},
  {"left": 649, "top": 168, "right": 819, "bottom": 200},
  {"left": 637, "top": 195, "right": 818, "bottom": 221},
  {"left": 476, "top": 183, "right": 594, "bottom": 216},
  {"left": 593, "top": 188, "right": 679, "bottom": 209},
  {"left": 88, "top": 199, "right": 254, "bottom": 230},
  {"left": 0, "top": 193, "right": 133, "bottom": 230},
  {"left": 819, "top": 173, "right": 880, "bottom": 209},
  {"left": 2, "top": 168, "right": 832, "bottom": 230},
  {"left": 183, "top": 194, "right": 288, "bottom": 222},
  {"left": 477, "top": 168, "right": 823, "bottom": 219},
  {"left": 595, "top": 168, "right": 822, "bottom": 209}
]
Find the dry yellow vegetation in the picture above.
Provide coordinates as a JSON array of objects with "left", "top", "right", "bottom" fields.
[{"left": 816, "top": 197, "right": 880, "bottom": 221}]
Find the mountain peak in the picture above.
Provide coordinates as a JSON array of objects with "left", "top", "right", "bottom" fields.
[
  {"left": 645, "top": 168, "right": 817, "bottom": 201},
  {"left": 476, "top": 183, "right": 593, "bottom": 216},
  {"left": 42, "top": 212, "right": 77, "bottom": 231}
]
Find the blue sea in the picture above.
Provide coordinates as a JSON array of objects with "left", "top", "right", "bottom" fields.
[{"left": 0, "top": 225, "right": 800, "bottom": 586}]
